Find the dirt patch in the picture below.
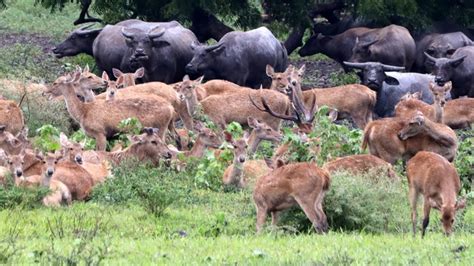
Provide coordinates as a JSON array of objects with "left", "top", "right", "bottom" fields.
[
  {"left": 290, "top": 57, "right": 343, "bottom": 89},
  {"left": 0, "top": 32, "right": 56, "bottom": 53}
]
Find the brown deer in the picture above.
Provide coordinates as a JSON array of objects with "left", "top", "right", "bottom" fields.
[
  {"left": 0, "top": 125, "right": 23, "bottom": 155},
  {"left": 246, "top": 116, "right": 283, "bottom": 155},
  {"left": 407, "top": 151, "right": 466, "bottom": 237},
  {"left": 222, "top": 133, "right": 270, "bottom": 188},
  {"left": 0, "top": 99, "right": 24, "bottom": 135},
  {"left": 395, "top": 82, "right": 451, "bottom": 123},
  {"left": 322, "top": 154, "right": 398, "bottom": 179},
  {"left": 253, "top": 162, "right": 330, "bottom": 233},
  {"left": 267, "top": 64, "right": 376, "bottom": 129},
  {"left": 112, "top": 67, "right": 144, "bottom": 87},
  {"left": 181, "top": 122, "right": 222, "bottom": 158},
  {"left": 51, "top": 71, "right": 175, "bottom": 151},
  {"left": 59, "top": 133, "right": 111, "bottom": 185},
  {"left": 362, "top": 111, "right": 458, "bottom": 164},
  {"left": 443, "top": 97, "right": 474, "bottom": 129}
]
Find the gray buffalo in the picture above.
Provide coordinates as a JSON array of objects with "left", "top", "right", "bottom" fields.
[
  {"left": 344, "top": 61, "right": 441, "bottom": 118},
  {"left": 120, "top": 21, "right": 198, "bottom": 83},
  {"left": 349, "top": 25, "right": 416, "bottom": 70},
  {"left": 298, "top": 27, "right": 370, "bottom": 71},
  {"left": 414, "top": 32, "right": 473, "bottom": 73},
  {"left": 52, "top": 24, "right": 102, "bottom": 58},
  {"left": 185, "top": 27, "right": 288, "bottom": 88},
  {"left": 425, "top": 46, "right": 474, "bottom": 98}
]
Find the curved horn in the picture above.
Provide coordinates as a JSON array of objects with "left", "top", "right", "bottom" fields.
[
  {"left": 360, "top": 39, "right": 378, "bottom": 48},
  {"left": 121, "top": 27, "right": 134, "bottom": 39},
  {"left": 249, "top": 94, "right": 299, "bottom": 122},
  {"left": 205, "top": 42, "right": 223, "bottom": 52},
  {"left": 343, "top": 61, "right": 372, "bottom": 69},
  {"left": 76, "top": 25, "right": 102, "bottom": 36},
  {"left": 424, "top": 52, "right": 438, "bottom": 63},
  {"left": 148, "top": 26, "right": 166, "bottom": 39},
  {"left": 380, "top": 63, "right": 405, "bottom": 71},
  {"left": 447, "top": 55, "right": 467, "bottom": 65}
]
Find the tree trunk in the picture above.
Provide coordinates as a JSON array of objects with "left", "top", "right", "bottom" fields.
[
  {"left": 190, "top": 7, "right": 233, "bottom": 43},
  {"left": 73, "top": 0, "right": 102, "bottom": 25}
]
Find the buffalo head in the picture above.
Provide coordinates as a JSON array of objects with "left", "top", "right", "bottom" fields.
[
  {"left": 121, "top": 26, "right": 170, "bottom": 64},
  {"left": 349, "top": 37, "right": 378, "bottom": 63},
  {"left": 343, "top": 61, "right": 405, "bottom": 91},
  {"left": 185, "top": 42, "right": 225, "bottom": 78},
  {"left": 424, "top": 52, "right": 466, "bottom": 86},
  {"left": 298, "top": 34, "right": 331, "bottom": 57},
  {"left": 53, "top": 24, "right": 102, "bottom": 58}
]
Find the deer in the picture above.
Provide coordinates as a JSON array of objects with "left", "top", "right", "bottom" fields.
[
  {"left": 246, "top": 116, "right": 283, "bottom": 155},
  {"left": 112, "top": 67, "right": 144, "bottom": 88},
  {"left": 271, "top": 128, "right": 320, "bottom": 168},
  {"left": 322, "top": 154, "right": 398, "bottom": 179},
  {"left": 267, "top": 64, "right": 376, "bottom": 129},
  {"left": 407, "top": 151, "right": 466, "bottom": 237},
  {"left": 362, "top": 111, "right": 458, "bottom": 164},
  {"left": 51, "top": 70, "right": 175, "bottom": 151},
  {"left": 222, "top": 132, "right": 271, "bottom": 188},
  {"left": 59, "top": 133, "right": 111, "bottom": 185},
  {"left": 443, "top": 97, "right": 474, "bottom": 129},
  {"left": 253, "top": 161, "right": 331, "bottom": 233},
  {"left": 395, "top": 82, "right": 452, "bottom": 123},
  {"left": 0, "top": 99, "right": 24, "bottom": 135},
  {"left": 0, "top": 125, "right": 23, "bottom": 155},
  {"left": 180, "top": 122, "right": 222, "bottom": 158}
]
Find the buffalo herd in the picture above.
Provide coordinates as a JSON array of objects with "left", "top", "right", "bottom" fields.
[{"left": 53, "top": 20, "right": 474, "bottom": 118}]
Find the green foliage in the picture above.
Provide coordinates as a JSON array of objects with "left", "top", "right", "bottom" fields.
[
  {"left": 33, "top": 124, "right": 61, "bottom": 152},
  {"left": 0, "top": 183, "right": 50, "bottom": 210},
  {"left": 193, "top": 151, "right": 230, "bottom": 191},
  {"left": 113, "top": 117, "right": 143, "bottom": 149},
  {"left": 329, "top": 71, "right": 360, "bottom": 86},
  {"left": 70, "top": 129, "right": 96, "bottom": 150},
  {"left": 455, "top": 130, "right": 474, "bottom": 192}
]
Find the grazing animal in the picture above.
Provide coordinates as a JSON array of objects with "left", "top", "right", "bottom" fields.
[
  {"left": 362, "top": 111, "right": 457, "bottom": 164},
  {"left": 443, "top": 97, "right": 474, "bottom": 129},
  {"left": 222, "top": 134, "right": 270, "bottom": 188},
  {"left": 407, "top": 151, "right": 466, "bottom": 237},
  {"left": 322, "top": 154, "right": 397, "bottom": 179},
  {"left": 349, "top": 24, "right": 416, "bottom": 70},
  {"left": 425, "top": 46, "right": 474, "bottom": 98},
  {"left": 120, "top": 20, "right": 198, "bottom": 83},
  {"left": 395, "top": 82, "right": 451, "bottom": 123},
  {"left": 52, "top": 24, "right": 103, "bottom": 59},
  {"left": 253, "top": 162, "right": 330, "bottom": 233},
  {"left": 344, "top": 61, "right": 442, "bottom": 117},
  {"left": 112, "top": 67, "right": 144, "bottom": 87},
  {"left": 414, "top": 32, "right": 473, "bottom": 73},
  {"left": 52, "top": 71, "right": 175, "bottom": 151},
  {"left": 185, "top": 27, "right": 288, "bottom": 88}
]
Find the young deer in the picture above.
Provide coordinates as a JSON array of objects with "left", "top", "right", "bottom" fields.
[
  {"left": 0, "top": 99, "right": 25, "bottom": 135},
  {"left": 395, "top": 82, "right": 451, "bottom": 123},
  {"left": 443, "top": 97, "right": 474, "bottom": 129},
  {"left": 407, "top": 151, "right": 466, "bottom": 237},
  {"left": 112, "top": 67, "right": 144, "bottom": 88},
  {"left": 246, "top": 116, "right": 283, "bottom": 155},
  {"left": 51, "top": 71, "right": 175, "bottom": 150},
  {"left": 253, "top": 162, "right": 330, "bottom": 233},
  {"left": 322, "top": 154, "right": 398, "bottom": 179},
  {"left": 182, "top": 122, "right": 222, "bottom": 158},
  {"left": 222, "top": 133, "right": 270, "bottom": 188}
]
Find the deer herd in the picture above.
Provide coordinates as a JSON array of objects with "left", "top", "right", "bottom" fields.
[{"left": 0, "top": 63, "right": 472, "bottom": 237}]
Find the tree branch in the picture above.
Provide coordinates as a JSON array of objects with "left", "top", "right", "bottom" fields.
[
  {"left": 190, "top": 7, "right": 233, "bottom": 42},
  {"left": 73, "top": 0, "right": 102, "bottom": 25}
]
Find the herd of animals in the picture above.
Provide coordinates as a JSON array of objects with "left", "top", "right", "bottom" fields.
[{"left": 0, "top": 18, "right": 473, "bottom": 238}]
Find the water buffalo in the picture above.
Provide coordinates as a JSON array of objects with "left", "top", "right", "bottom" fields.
[
  {"left": 298, "top": 27, "right": 370, "bottom": 71},
  {"left": 344, "top": 61, "right": 439, "bottom": 118},
  {"left": 425, "top": 46, "right": 474, "bottom": 98},
  {"left": 52, "top": 24, "right": 102, "bottom": 58},
  {"left": 414, "top": 32, "right": 473, "bottom": 73},
  {"left": 349, "top": 25, "right": 416, "bottom": 70},
  {"left": 120, "top": 21, "right": 198, "bottom": 83},
  {"left": 185, "top": 27, "right": 288, "bottom": 88}
]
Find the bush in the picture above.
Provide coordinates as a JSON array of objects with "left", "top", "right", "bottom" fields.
[
  {"left": 454, "top": 130, "right": 473, "bottom": 192},
  {"left": 329, "top": 71, "right": 360, "bottom": 86},
  {"left": 0, "top": 183, "right": 50, "bottom": 210}
]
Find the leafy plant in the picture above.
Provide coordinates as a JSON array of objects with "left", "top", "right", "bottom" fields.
[
  {"left": 454, "top": 130, "right": 474, "bottom": 192},
  {"left": 329, "top": 71, "right": 360, "bottom": 86},
  {"left": 33, "top": 124, "right": 61, "bottom": 152},
  {"left": 70, "top": 129, "right": 96, "bottom": 150},
  {"left": 0, "top": 184, "right": 50, "bottom": 210}
]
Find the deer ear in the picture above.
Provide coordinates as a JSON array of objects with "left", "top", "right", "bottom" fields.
[
  {"left": 129, "top": 135, "right": 143, "bottom": 144},
  {"left": 266, "top": 65, "right": 275, "bottom": 78},
  {"left": 298, "top": 64, "right": 306, "bottom": 77},
  {"left": 247, "top": 116, "right": 258, "bottom": 128},
  {"left": 456, "top": 198, "right": 466, "bottom": 210},
  {"left": 328, "top": 109, "right": 338, "bottom": 122},
  {"left": 59, "top": 132, "right": 69, "bottom": 147},
  {"left": 134, "top": 67, "right": 145, "bottom": 79},
  {"left": 116, "top": 76, "right": 124, "bottom": 87},
  {"left": 183, "top": 75, "right": 190, "bottom": 81},
  {"left": 83, "top": 64, "right": 90, "bottom": 73},
  {"left": 243, "top": 130, "right": 250, "bottom": 144},
  {"left": 112, "top": 68, "right": 123, "bottom": 78},
  {"left": 195, "top": 75, "right": 204, "bottom": 84},
  {"left": 102, "top": 71, "right": 109, "bottom": 81},
  {"left": 444, "top": 81, "right": 452, "bottom": 92},
  {"left": 35, "top": 150, "right": 44, "bottom": 161}
]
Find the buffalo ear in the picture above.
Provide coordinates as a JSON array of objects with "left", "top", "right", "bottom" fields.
[
  {"left": 152, "top": 40, "right": 170, "bottom": 48},
  {"left": 384, "top": 76, "right": 400, "bottom": 86},
  {"left": 450, "top": 56, "right": 465, "bottom": 68},
  {"left": 211, "top": 45, "right": 225, "bottom": 55}
]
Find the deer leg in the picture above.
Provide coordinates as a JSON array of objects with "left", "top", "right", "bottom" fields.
[
  {"left": 295, "top": 196, "right": 320, "bottom": 233},
  {"left": 409, "top": 186, "right": 418, "bottom": 237},
  {"left": 353, "top": 114, "right": 367, "bottom": 129},
  {"left": 421, "top": 197, "right": 431, "bottom": 238},
  {"left": 314, "top": 192, "right": 328, "bottom": 233},
  {"left": 94, "top": 134, "right": 107, "bottom": 151},
  {"left": 255, "top": 206, "right": 268, "bottom": 233},
  {"left": 271, "top": 211, "right": 280, "bottom": 228}
]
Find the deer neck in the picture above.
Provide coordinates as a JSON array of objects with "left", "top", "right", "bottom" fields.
[
  {"left": 187, "top": 137, "right": 207, "bottom": 157},
  {"left": 247, "top": 131, "right": 261, "bottom": 156},
  {"left": 229, "top": 158, "right": 244, "bottom": 186},
  {"left": 41, "top": 174, "right": 51, "bottom": 187},
  {"left": 432, "top": 102, "right": 444, "bottom": 123},
  {"left": 185, "top": 93, "right": 200, "bottom": 117},
  {"left": 61, "top": 83, "right": 87, "bottom": 123}
]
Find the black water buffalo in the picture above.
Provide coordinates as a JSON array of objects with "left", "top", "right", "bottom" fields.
[
  {"left": 120, "top": 21, "right": 198, "bottom": 83},
  {"left": 298, "top": 27, "right": 370, "bottom": 71},
  {"left": 52, "top": 24, "right": 102, "bottom": 58},
  {"left": 344, "top": 61, "right": 440, "bottom": 118},
  {"left": 349, "top": 25, "right": 416, "bottom": 70},
  {"left": 414, "top": 32, "right": 473, "bottom": 73},
  {"left": 185, "top": 27, "right": 288, "bottom": 88},
  {"left": 425, "top": 46, "right": 474, "bottom": 98}
]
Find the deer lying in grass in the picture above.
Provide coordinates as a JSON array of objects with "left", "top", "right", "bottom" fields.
[
  {"left": 443, "top": 97, "right": 474, "bottom": 129},
  {"left": 180, "top": 122, "right": 222, "bottom": 158},
  {"left": 395, "top": 82, "right": 451, "bottom": 123},
  {"left": 0, "top": 99, "right": 24, "bottom": 135},
  {"left": 222, "top": 133, "right": 270, "bottom": 188},
  {"left": 0, "top": 125, "right": 23, "bottom": 155},
  {"left": 407, "top": 151, "right": 466, "bottom": 237},
  {"left": 246, "top": 116, "right": 282, "bottom": 155},
  {"left": 322, "top": 154, "right": 398, "bottom": 179},
  {"left": 362, "top": 111, "right": 458, "bottom": 164},
  {"left": 253, "top": 161, "right": 331, "bottom": 233},
  {"left": 267, "top": 64, "right": 375, "bottom": 128},
  {"left": 0, "top": 149, "right": 8, "bottom": 186},
  {"left": 112, "top": 67, "right": 144, "bottom": 87},
  {"left": 59, "top": 133, "right": 111, "bottom": 185},
  {"left": 52, "top": 71, "right": 175, "bottom": 151}
]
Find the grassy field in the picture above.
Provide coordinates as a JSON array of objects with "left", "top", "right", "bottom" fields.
[{"left": 0, "top": 1, "right": 473, "bottom": 264}]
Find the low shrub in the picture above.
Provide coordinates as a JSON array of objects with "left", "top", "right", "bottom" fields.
[
  {"left": 454, "top": 130, "right": 473, "bottom": 192},
  {"left": 329, "top": 71, "right": 360, "bottom": 86},
  {"left": 0, "top": 182, "right": 50, "bottom": 210}
]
